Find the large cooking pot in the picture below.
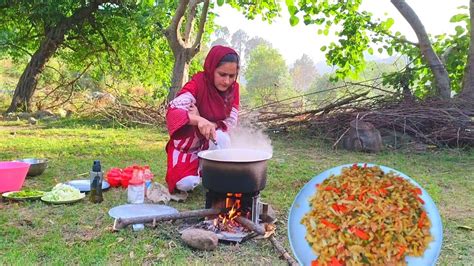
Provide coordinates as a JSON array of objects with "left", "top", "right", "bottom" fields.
[{"left": 198, "top": 148, "right": 272, "bottom": 193}]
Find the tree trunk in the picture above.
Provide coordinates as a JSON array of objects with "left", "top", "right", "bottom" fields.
[
  {"left": 164, "top": 0, "right": 209, "bottom": 102},
  {"left": 168, "top": 50, "right": 191, "bottom": 101},
  {"left": 7, "top": 29, "right": 66, "bottom": 112},
  {"left": 460, "top": 0, "right": 474, "bottom": 99},
  {"left": 6, "top": 0, "right": 111, "bottom": 113},
  {"left": 391, "top": 0, "right": 451, "bottom": 99}
]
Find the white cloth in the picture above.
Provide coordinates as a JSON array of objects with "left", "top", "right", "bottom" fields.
[
  {"left": 209, "top": 130, "right": 231, "bottom": 150},
  {"left": 176, "top": 175, "right": 201, "bottom": 191}
]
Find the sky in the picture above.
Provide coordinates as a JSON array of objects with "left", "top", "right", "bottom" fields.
[{"left": 213, "top": 0, "right": 467, "bottom": 66}]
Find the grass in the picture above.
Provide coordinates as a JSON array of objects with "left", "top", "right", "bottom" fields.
[{"left": 0, "top": 119, "right": 473, "bottom": 265}]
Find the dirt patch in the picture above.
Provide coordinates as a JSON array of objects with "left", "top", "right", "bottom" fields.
[{"left": 439, "top": 203, "right": 474, "bottom": 220}]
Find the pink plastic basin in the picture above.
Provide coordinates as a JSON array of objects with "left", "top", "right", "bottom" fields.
[{"left": 0, "top": 161, "right": 30, "bottom": 193}]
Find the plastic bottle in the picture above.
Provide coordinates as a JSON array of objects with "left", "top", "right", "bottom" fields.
[
  {"left": 143, "top": 166, "right": 153, "bottom": 196},
  {"left": 89, "top": 160, "right": 104, "bottom": 203},
  {"left": 127, "top": 169, "right": 145, "bottom": 204}
]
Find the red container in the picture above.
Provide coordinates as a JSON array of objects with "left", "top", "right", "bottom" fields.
[
  {"left": 106, "top": 168, "right": 122, "bottom": 187},
  {"left": 121, "top": 171, "right": 133, "bottom": 188},
  {"left": 0, "top": 161, "right": 30, "bottom": 193}
]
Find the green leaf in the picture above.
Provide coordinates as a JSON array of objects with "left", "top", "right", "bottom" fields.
[
  {"left": 320, "top": 45, "right": 327, "bottom": 52},
  {"left": 290, "top": 15, "right": 300, "bottom": 26},
  {"left": 385, "top": 17, "right": 394, "bottom": 29},
  {"left": 303, "top": 14, "right": 312, "bottom": 25},
  {"left": 455, "top": 25, "right": 465, "bottom": 35},
  {"left": 450, "top": 14, "right": 468, "bottom": 23},
  {"left": 368, "top": 47, "right": 373, "bottom": 55},
  {"left": 288, "top": 5, "right": 298, "bottom": 16},
  {"left": 378, "top": 47, "right": 383, "bottom": 54}
]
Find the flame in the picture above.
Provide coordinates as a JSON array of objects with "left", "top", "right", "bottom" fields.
[{"left": 213, "top": 193, "right": 244, "bottom": 231}]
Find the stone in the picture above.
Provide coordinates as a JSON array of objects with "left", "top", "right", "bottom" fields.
[
  {"left": 28, "top": 117, "right": 37, "bottom": 125},
  {"left": 181, "top": 229, "right": 218, "bottom": 251},
  {"left": 33, "top": 110, "right": 55, "bottom": 119}
]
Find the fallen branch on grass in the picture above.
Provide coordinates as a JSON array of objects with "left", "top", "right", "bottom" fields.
[
  {"left": 113, "top": 208, "right": 223, "bottom": 230},
  {"left": 235, "top": 217, "right": 298, "bottom": 266}
]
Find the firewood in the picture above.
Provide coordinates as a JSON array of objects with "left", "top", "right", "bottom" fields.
[
  {"left": 113, "top": 208, "right": 223, "bottom": 230},
  {"left": 234, "top": 216, "right": 265, "bottom": 235}
]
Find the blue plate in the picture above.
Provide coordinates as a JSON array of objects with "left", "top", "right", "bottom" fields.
[
  {"left": 65, "top": 179, "right": 110, "bottom": 192},
  {"left": 288, "top": 163, "right": 443, "bottom": 266}
]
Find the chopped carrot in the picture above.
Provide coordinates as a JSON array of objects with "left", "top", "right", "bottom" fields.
[
  {"left": 371, "top": 190, "right": 380, "bottom": 196},
  {"left": 379, "top": 188, "right": 388, "bottom": 196},
  {"left": 394, "top": 177, "right": 404, "bottom": 182},
  {"left": 324, "top": 186, "right": 342, "bottom": 195},
  {"left": 418, "top": 211, "right": 427, "bottom": 229},
  {"left": 321, "top": 219, "right": 340, "bottom": 230},
  {"left": 396, "top": 245, "right": 407, "bottom": 260},
  {"left": 341, "top": 183, "right": 349, "bottom": 190},
  {"left": 416, "top": 197, "right": 425, "bottom": 204},
  {"left": 311, "top": 259, "right": 319, "bottom": 266},
  {"left": 367, "top": 198, "right": 375, "bottom": 204},
  {"left": 330, "top": 257, "right": 343, "bottom": 266},
  {"left": 332, "top": 203, "right": 348, "bottom": 213},
  {"left": 350, "top": 227, "right": 370, "bottom": 240},
  {"left": 346, "top": 195, "right": 355, "bottom": 201},
  {"left": 412, "top": 188, "right": 422, "bottom": 195}
]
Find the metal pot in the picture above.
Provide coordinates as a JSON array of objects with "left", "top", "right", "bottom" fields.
[
  {"left": 198, "top": 149, "right": 272, "bottom": 193},
  {"left": 15, "top": 158, "right": 48, "bottom": 177}
]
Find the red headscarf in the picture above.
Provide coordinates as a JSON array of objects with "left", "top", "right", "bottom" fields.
[{"left": 167, "top": 46, "right": 240, "bottom": 137}]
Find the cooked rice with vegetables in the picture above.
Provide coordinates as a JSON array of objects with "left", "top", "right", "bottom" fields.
[{"left": 301, "top": 164, "right": 432, "bottom": 265}]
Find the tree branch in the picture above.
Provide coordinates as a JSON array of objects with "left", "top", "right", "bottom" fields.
[
  {"left": 190, "top": 0, "right": 209, "bottom": 56},
  {"left": 184, "top": 0, "right": 198, "bottom": 43},
  {"left": 365, "top": 20, "right": 418, "bottom": 46},
  {"left": 0, "top": 41, "right": 33, "bottom": 57},
  {"left": 165, "top": 0, "right": 190, "bottom": 53}
]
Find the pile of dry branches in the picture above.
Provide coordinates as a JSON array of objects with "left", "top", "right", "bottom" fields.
[
  {"left": 93, "top": 101, "right": 166, "bottom": 127},
  {"left": 248, "top": 94, "right": 474, "bottom": 148}
]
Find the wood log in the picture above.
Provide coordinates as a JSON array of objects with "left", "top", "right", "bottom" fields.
[
  {"left": 234, "top": 216, "right": 266, "bottom": 235},
  {"left": 269, "top": 236, "right": 299, "bottom": 266},
  {"left": 113, "top": 208, "right": 223, "bottom": 230}
]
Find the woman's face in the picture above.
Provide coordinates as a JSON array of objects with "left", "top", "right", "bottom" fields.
[{"left": 213, "top": 62, "right": 238, "bottom": 92}]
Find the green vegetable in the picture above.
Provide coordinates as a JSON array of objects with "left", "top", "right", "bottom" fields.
[
  {"left": 7, "top": 190, "right": 45, "bottom": 198},
  {"left": 42, "top": 184, "right": 84, "bottom": 201}
]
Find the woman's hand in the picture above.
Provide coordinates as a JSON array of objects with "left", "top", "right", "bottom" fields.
[
  {"left": 188, "top": 107, "right": 217, "bottom": 141},
  {"left": 196, "top": 117, "right": 217, "bottom": 141}
]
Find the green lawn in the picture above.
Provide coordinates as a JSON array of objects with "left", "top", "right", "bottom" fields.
[{"left": 0, "top": 120, "right": 473, "bottom": 265}]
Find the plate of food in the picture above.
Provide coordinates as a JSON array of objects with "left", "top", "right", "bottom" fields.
[
  {"left": 41, "top": 183, "right": 86, "bottom": 204},
  {"left": 2, "top": 189, "right": 46, "bottom": 200},
  {"left": 288, "top": 163, "right": 443, "bottom": 266}
]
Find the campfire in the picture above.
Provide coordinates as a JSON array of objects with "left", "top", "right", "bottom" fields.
[
  {"left": 212, "top": 193, "right": 244, "bottom": 232},
  {"left": 184, "top": 190, "right": 274, "bottom": 243}
]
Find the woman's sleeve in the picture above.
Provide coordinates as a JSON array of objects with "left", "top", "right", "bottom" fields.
[
  {"left": 216, "top": 83, "right": 240, "bottom": 132},
  {"left": 166, "top": 80, "right": 198, "bottom": 137}
]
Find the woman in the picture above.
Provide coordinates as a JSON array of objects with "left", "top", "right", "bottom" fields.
[{"left": 165, "top": 46, "right": 240, "bottom": 193}]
